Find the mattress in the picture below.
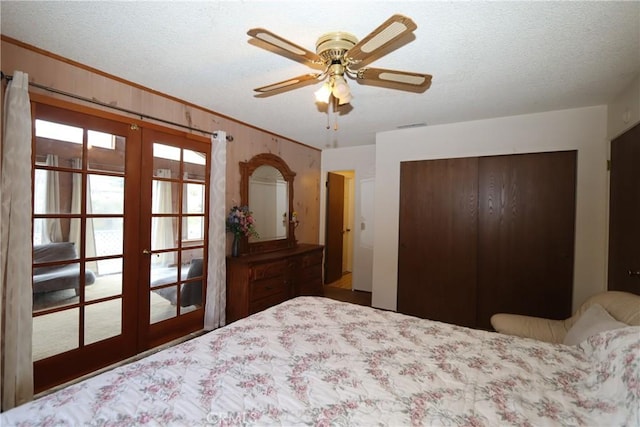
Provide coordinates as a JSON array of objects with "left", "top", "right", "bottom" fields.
[{"left": 2, "top": 297, "right": 638, "bottom": 426}]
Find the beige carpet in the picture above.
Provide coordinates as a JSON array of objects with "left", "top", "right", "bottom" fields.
[{"left": 32, "top": 274, "right": 195, "bottom": 361}]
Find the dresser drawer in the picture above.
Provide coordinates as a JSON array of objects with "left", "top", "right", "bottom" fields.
[
  {"left": 226, "top": 244, "right": 324, "bottom": 323},
  {"left": 250, "top": 276, "right": 289, "bottom": 302},
  {"left": 298, "top": 263, "right": 322, "bottom": 283},
  {"left": 300, "top": 251, "right": 323, "bottom": 268},
  {"left": 250, "top": 260, "right": 287, "bottom": 281}
]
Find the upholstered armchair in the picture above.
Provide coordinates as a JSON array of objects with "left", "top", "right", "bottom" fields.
[{"left": 491, "top": 291, "right": 640, "bottom": 344}]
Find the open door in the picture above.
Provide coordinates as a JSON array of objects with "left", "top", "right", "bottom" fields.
[{"left": 325, "top": 172, "right": 344, "bottom": 284}]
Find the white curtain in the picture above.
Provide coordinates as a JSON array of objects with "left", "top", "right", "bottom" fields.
[
  {"left": 152, "top": 169, "right": 174, "bottom": 267},
  {"left": 69, "top": 159, "right": 97, "bottom": 272},
  {"left": 204, "top": 131, "right": 227, "bottom": 330},
  {"left": 44, "top": 154, "right": 63, "bottom": 242},
  {"left": 0, "top": 71, "right": 34, "bottom": 410}
]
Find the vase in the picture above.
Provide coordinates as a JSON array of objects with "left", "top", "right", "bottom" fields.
[{"left": 232, "top": 234, "right": 240, "bottom": 257}]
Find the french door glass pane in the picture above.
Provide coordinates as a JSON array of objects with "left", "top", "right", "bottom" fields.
[
  {"left": 179, "top": 305, "right": 198, "bottom": 315},
  {"left": 184, "top": 216, "right": 204, "bottom": 240},
  {"left": 85, "top": 300, "right": 122, "bottom": 345},
  {"left": 88, "top": 175, "right": 124, "bottom": 214},
  {"left": 35, "top": 120, "right": 83, "bottom": 165},
  {"left": 151, "top": 217, "right": 177, "bottom": 251},
  {"left": 35, "top": 119, "right": 83, "bottom": 144},
  {"left": 183, "top": 247, "right": 204, "bottom": 263},
  {"left": 151, "top": 289, "right": 177, "bottom": 323},
  {"left": 33, "top": 250, "right": 84, "bottom": 310},
  {"left": 184, "top": 183, "right": 204, "bottom": 213},
  {"left": 180, "top": 250, "right": 203, "bottom": 311},
  {"left": 153, "top": 143, "right": 180, "bottom": 179},
  {"left": 33, "top": 294, "right": 76, "bottom": 312},
  {"left": 150, "top": 250, "right": 179, "bottom": 287},
  {"left": 87, "top": 133, "right": 125, "bottom": 174},
  {"left": 86, "top": 260, "right": 122, "bottom": 301},
  {"left": 152, "top": 180, "right": 179, "bottom": 214},
  {"left": 33, "top": 171, "right": 82, "bottom": 214},
  {"left": 183, "top": 149, "right": 206, "bottom": 181},
  {"left": 96, "top": 257, "right": 121, "bottom": 277},
  {"left": 93, "top": 217, "right": 123, "bottom": 258},
  {"left": 33, "top": 309, "right": 79, "bottom": 361}
]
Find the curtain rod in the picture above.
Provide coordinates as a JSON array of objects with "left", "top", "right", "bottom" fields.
[{"left": 0, "top": 71, "right": 234, "bottom": 142}]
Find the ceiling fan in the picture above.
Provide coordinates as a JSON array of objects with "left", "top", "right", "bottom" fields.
[{"left": 247, "top": 14, "right": 432, "bottom": 107}]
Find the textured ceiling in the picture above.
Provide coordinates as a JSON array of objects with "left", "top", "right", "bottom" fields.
[{"left": 1, "top": 1, "right": 639, "bottom": 150}]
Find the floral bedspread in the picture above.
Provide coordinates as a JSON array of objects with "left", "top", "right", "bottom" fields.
[{"left": 3, "top": 297, "right": 639, "bottom": 426}]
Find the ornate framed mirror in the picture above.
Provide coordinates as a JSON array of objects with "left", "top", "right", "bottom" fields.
[{"left": 240, "top": 153, "right": 297, "bottom": 254}]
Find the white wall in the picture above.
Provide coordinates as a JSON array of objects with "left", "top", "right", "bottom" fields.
[
  {"left": 372, "top": 106, "right": 609, "bottom": 313},
  {"left": 608, "top": 74, "right": 640, "bottom": 140},
  {"left": 321, "top": 145, "right": 376, "bottom": 291}
]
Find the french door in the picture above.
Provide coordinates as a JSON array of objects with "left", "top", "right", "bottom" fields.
[
  {"left": 140, "top": 128, "right": 208, "bottom": 348},
  {"left": 31, "top": 101, "right": 209, "bottom": 392}
]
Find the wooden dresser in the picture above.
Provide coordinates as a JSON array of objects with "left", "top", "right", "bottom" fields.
[{"left": 226, "top": 244, "right": 324, "bottom": 323}]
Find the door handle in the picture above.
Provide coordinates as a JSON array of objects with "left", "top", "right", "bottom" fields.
[
  {"left": 143, "top": 249, "right": 159, "bottom": 257},
  {"left": 629, "top": 269, "right": 640, "bottom": 278}
]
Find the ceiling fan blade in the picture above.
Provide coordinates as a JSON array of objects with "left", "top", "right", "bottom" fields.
[
  {"left": 356, "top": 67, "right": 432, "bottom": 90},
  {"left": 248, "top": 28, "right": 323, "bottom": 66},
  {"left": 347, "top": 14, "right": 417, "bottom": 65},
  {"left": 254, "top": 73, "right": 322, "bottom": 93}
]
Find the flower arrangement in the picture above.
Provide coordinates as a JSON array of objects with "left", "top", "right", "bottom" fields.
[{"left": 226, "top": 205, "right": 258, "bottom": 238}]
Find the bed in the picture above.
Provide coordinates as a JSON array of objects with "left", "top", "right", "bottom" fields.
[{"left": 2, "top": 297, "right": 638, "bottom": 426}]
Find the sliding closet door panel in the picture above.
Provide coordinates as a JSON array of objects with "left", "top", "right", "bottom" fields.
[
  {"left": 397, "top": 158, "right": 478, "bottom": 327},
  {"left": 476, "top": 151, "right": 576, "bottom": 329}
]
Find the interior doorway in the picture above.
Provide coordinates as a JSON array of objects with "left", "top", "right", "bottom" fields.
[{"left": 325, "top": 170, "right": 355, "bottom": 289}]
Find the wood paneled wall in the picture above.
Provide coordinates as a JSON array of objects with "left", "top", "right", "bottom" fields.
[{"left": 1, "top": 37, "right": 322, "bottom": 250}]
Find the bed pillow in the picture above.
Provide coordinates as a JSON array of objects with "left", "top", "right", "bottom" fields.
[{"left": 563, "top": 303, "right": 627, "bottom": 345}]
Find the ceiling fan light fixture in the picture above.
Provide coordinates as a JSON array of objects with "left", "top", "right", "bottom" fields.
[
  {"left": 338, "top": 92, "right": 352, "bottom": 105},
  {"left": 314, "top": 82, "right": 331, "bottom": 103},
  {"left": 331, "top": 75, "right": 350, "bottom": 100},
  {"left": 249, "top": 14, "right": 431, "bottom": 114}
]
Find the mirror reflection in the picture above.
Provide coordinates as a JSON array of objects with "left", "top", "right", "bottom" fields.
[
  {"left": 240, "top": 153, "right": 296, "bottom": 254},
  {"left": 248, "top": 165, "right": 288, "bottom": 242}
]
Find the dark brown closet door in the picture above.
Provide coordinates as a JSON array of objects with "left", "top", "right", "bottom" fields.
[
  {"left": 397, "top": 158, "right": 479, "bottom": 327},
  {"left": 476, "top": 151, "right": 576, "bottom": 329},
  {"left": 608, "top": 123, "right": 640, "bottom": 295}
]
